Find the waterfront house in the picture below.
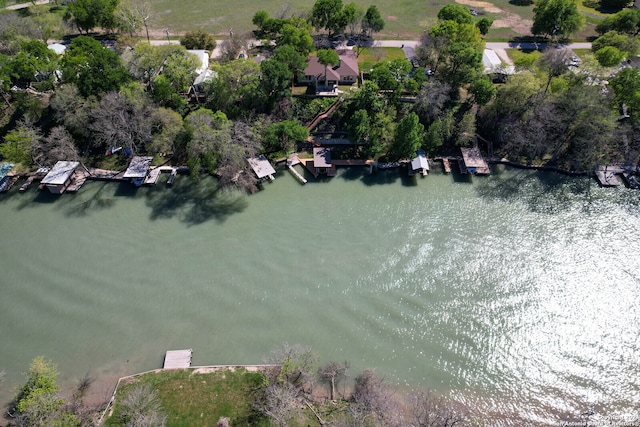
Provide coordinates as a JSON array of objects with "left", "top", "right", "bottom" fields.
[
  {"left": 459, "top": 147, "right": 490, "bottom": 175},
  {"left": 300, "top": 49, "right": 359, "bottom": 93},
  {"left": 313, "top": 147, "right": 335, "bottom": 176},
  {"left": 247, "top": 155, "right": 276, "bottom": 181},
  {"left": 123, "top": 156, "right": 153, "bottom": 186},
  {"left": 41, "top": 161, "right": 80, "bottom": 194},
  {"left": 410, "top": 149, "right": 429, "bottom": 176}
]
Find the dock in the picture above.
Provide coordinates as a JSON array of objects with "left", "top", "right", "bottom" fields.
[
  {"left": 163, "top": 349, "right": 193, "bottom": 369},
  {"left": 594, "top": 167, "right": 621, "bottom": 187},
  {"left": 287, "top": 155, "right": 307, "bottom": 184},
  {"left": 442, "top": 158, "right": 451, "bottom": 173}
]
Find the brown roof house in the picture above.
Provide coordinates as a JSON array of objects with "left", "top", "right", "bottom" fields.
[{"left": 300, "top": 49, "right": 358, "bottom": 94}]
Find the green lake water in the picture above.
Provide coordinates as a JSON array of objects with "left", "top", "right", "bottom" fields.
[{"left": 0, "top": 165, "right": 639, "bottom": 425}]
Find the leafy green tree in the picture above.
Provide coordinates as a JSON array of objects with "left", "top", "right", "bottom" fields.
[
  {"left": 204, "top": 60, "right": 261, "bottom": 118},
  {"left": 311, "top": 0, "right": 345, "bottom": 37},
  {"left": 260, "top": 59, "right": 292, "bottom": 111},
  {"left": 61, "top": 36, "right": 131, "bottom": 98},
  {"left": 263, "top": 120, "right": 309, "bottom": 153},
  {"left": 1, "top": 124, "right": 39, "bottom": 165},
  {"left": 370, "top": 58, "right": 412, "bottom": 93},
  {"left": 351, "top": 81, "right": 383, "bottom": 113},
  {"left": 273, "top": 45, "right": 307, "bottom": 80},
  {"left": 6, "top": 39, "right": 57, "bottom": 83},
  {"left": 592, "top": 30, "right": 639, "bottom": 57},
  {"left": 596, "top": 8, "right": 640, "bottom": 35},
  {"left": 600, "top": 0, "right": 630, "bottom": 12},
  {"left": 362, "top": 5, "right": 384, "bottom": 37},
  {"left": 437, "top": 4, "right": 474, "bottom": 25},
  {"left": 317, "top": 48, "right": 339, "bottom": 83},
  {"left": 68, "top": 0, "right": 119, "bottom": 33},
  {"left": 277, "top": 21, "right": 313, "bottom": 56},
  {"left": 180, "top": 30, "right": 217, "bottom": 51},
  {"left": 343, "top": 2, "right": 364, "bottom": 35},
  {"left": 11, "top": 356, "right": 78, "bottom": 427},
  {"left": 184, "top": 108, "right": 231, "bottom": 177},
  {"left": 148, "top": 107, "right": 185, "bottom": 155},
  {"left": 595, "top": 45, "right": 625, "bottom": 66},
  {"left": 609, "top": 67, "right": 640, "bottom": 120},
  {"left": 468, "top": 76, "right": 496, "bottom": 105},
  {"left": 476, "top": 17, "right": 493, "bottom": 35},
  {"left": 531, "top": 0, "right": 584, "bottom": 39},
  {"left": 348, "top": 109, "right": 371, "bottom": 143},
  {"left": 391, "top": 112, "right": 424, "bottom": 159}
]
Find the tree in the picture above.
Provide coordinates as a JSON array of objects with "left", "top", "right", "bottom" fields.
[
  {"left": 276, "top": 21, "right": 313, "bottom": 56},
  {"left": 316, "top": 48, "right": 339, "bottom": 84},
  {"left": 67, "top": 0, "right": 119, "bottom": 33},
  {"left": 409, "top": 390, "right": 474, "bottom": 427},
  {"left": 349, "top": 370, "right": 401, "bottom": 426},
  {"left": 6, "top": 39, "right": 57, "bottom": 83},
  {"left": 32, "top": 126, "right": 79, "bottom": 167},
  {"left": 61, "top": 36, "right": 131, "bottom": 98},
  {"left": 592, "top": 30, "right": 639, "bottom": 57},
  {"left": 50, "top": 84, "right": 95, "bottom": 142},
  {"left": 148, "top": 107, "right": 185, "bottom": 155},
  {"left": 437, "top": 4, "right": 474, "bottom": 25},
  {"left": 392, "top": 112, "right": 424, "bottom": 159},
  {"left": 119, "top": 383, "right": 167, "bottom": 427},
  {"left": 343, "top": 2, "right": 364, "bottom": 35},
  {"left": 468, "top": 76, "right": 496, "bottom": 105},
  {"left": 115, "top": 0, "right": 153, "bottom": 42},
  {"left": 370, "top": 58, "right": 412, "bottom": 94},
  {"left": 609, "top": 67, "right": 640, "bottom": 120},
  {"left": 311, "top": 0, "right": 345, "bottom": 37},
  {"left": 180, "top": 30, "right": 217, "bottom": 51},
  {"left": 476, "top": 17, "right": 493, "bottom": 35},
  {"left": 596, "top": 8, "right": 640, "bottom": 35},
  {"left": 265, "top": 343, "right": 319, "bottom": 393},
  {"left": 263, "top": 120, "right": 309, "bottom": 153},
  {"left": 11, "top": 356, "right": 78, "bottom": 427},
  {"left": 254, "top": 382, "right": 301, "bottom": 427},
  {"left": 318, "top": 361, "right": 350, "bottom": 400},
  {"left": 260, "top": 59, "right": 292, "bottom": 111},
  {"left": 184, "top": 108, "right": 231, "bottom": 177},
  {"left": 204, "top": 59, "right": 261, "bottom": 118},
  {"left": 531, "top": 0, "right": 584, "bottom": 39},
  {"left": 362, "top": 5, "right": 385, "bottom": 37},
  {"left": 595, "top": 45, "right": 625, "bottom": 66},
  {"left": 1, "top": 123, "right": 39, "bottom": 165}
]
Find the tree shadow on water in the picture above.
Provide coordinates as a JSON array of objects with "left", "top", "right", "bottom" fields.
[
  {"left": 144, "top": 176, "right": 248, "bottom": 225},
  {"left": 474, "top": 168, "right": 594, "bottom": 214}
]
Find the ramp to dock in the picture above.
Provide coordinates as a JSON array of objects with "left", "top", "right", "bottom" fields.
[{"left": 163, "top": 349, "right": 193, "bottom": 369}]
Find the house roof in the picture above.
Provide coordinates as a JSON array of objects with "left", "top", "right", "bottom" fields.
[
  {"left": 0, "top": 163, "right": 14, "bottom": 181},
  {"left": 304, "top": 49, "right": 359, "bottom": 80},
  {"left": 247, "top": 155, "right": 276, "bottom": 179},
  {"left": 41, "top": 161, "right": 79, "bottom": 185},
  {"left": 313, "top": 147, "right": 332, "bottom": 168},
  {"left": 483, "top": 49, "right": 502, "bottom": 70},
  {"left": 48, "top": 43, "right": 66, "bottom": 55},
  {"left": 411, "top": 149, "right": 429, "bottom": 171},
  {"left": 187, "top": 50, "right": 210, "bottom": 75},
  {"left": 123, "top": 156, "right": 153, "bottom": 179}
]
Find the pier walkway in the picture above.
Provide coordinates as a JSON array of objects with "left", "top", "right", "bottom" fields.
[
  {"left": 286, "top": 155, "right": 307, "bottom": 184},
  {"left": 163, "top": 349, "right": 193, "bottom": 369}
]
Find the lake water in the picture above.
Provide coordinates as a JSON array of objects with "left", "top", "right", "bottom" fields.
[{"left": 0, "top": 165, "right": 639, "bottom": 426}]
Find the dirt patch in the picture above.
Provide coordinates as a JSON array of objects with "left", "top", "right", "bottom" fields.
[
  {"left": 455, "top": 0, "right": 503, "bottom": 14},
  {"left": 493, "top": 14, "right": 533, "bottom": 35},
  {"left": 387, "top": 15, "right": 398, "bottom": 20}
]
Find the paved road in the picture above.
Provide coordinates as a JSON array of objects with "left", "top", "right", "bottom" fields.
[{"left": 5, "top": 0, "right": 49, "bottom": 10}]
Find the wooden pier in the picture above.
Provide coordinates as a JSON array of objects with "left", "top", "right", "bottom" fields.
[
  {"left": 442, "top": 158, "right": 451, "bottom": 173},
  {"left": 286, "top": 155, "right": 307, "bottom": 184},
  {"left": 163, "top": 349, "right": 193, "bottom": 369},
  {"left": 594, "top": 167, "right": 621, "bottom": 187}
]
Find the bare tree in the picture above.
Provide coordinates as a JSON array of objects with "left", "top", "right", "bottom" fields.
[
  {"left": 253, "top": 382, "right": 302, "bottom": 427},
  {"left": 32, "top": 126, "right": 79, "bottom": 167},
  {"left": 538, "top": 47, "right": 572, "bottom": 95},
  {"left": 119, "top": 383, "right": 167, "bottom": 427},
  {"left": 408, "top": 390, "right": 474, "bottom": 427},
  {"left": 218, "top": 33, "right": 250, "bottom": 63},
  {"left": 349, "top": 369, "right": 403, "bottom": 427},
  {"left": 318, "top": 361, "right": 350, "bottom": 400},
  {"left": 116, "top": 0, "right": 154, "bottom": 42},
  {"left": 265, "top": 342, "right": 319, "bottom": 394}
]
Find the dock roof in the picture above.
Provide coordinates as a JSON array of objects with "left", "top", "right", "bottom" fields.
[
  {"left": 123, "top": 156, "right": 153, "bottom": 179},
  {"left": 313, "top": 147, "right": 332, "bottom": 168},
  {"left": 41, "top": 161, "right": 80, "bottom": 185},
  {"left": 460, "top": 147, "right": 489, "bottom": 170},
  {"left": 247, "top": 155, "right": 276, "bottom": 179},
  {"left": 411, "top": 149, "right": 429, "bottom": 171}
]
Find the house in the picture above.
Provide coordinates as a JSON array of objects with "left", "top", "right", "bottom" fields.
[
  {"left": 247, "top": 155, "right": 276, "bottom": 181},
  {"left": 459, "top": 147, "right": 490, "bottom": 175},
  {"left": 483, "top": 49, "right": 515, "bottom": 80},
  {"left": 41, "top": 161, "right": 80, "bottom": 194},
  {"left": 186, "top": 50, "right": 214, "bottom": 98},
  {"left": 123, "top": 156, "right": 153, "bottom": 186},
  {"left": 410, "top": 149, "right": 429, "bottom": 176},
  {"left": 300, "top": 49, "right": 359, "bottom": 92},
  {"left": 313, "top": 147, "right": 335, "bottom": 176},
  {"left": 0, "top": 163, "right": 15, "bottom": 192}
]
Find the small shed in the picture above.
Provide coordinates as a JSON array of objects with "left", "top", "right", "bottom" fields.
[
  {"left": 123, "top": 156, "right": 153, "bottom": 186},
  {"left": 0, "top": 163, "right": 15, "bottom": 192},
  {"left": 313, "top": 147, "right": 333, "bottom": 175},
  {"left": 41, "top": 161, "right": 80, "bottom": 194},
  {"left": 410, "top": 149, "right": 429, "bottom": 176},
  {"left": 460, "top": 147, "right": 490, "bottom": 175},
  {"left": 247, "top": 155, "right": 276, "bottom": 181},
  {"left": 48, "top": 43, "right": 66, "bottom": 56}
]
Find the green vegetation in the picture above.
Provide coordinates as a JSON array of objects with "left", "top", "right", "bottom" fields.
[
  {"left": 106, "top": 369, "right": 268, "bottom": 427},
  {"left": 357, "top": 47, "right": 406, "bottom": 71}
]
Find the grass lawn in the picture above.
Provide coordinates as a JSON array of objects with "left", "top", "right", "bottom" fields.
[
  {"left": 106, "top": 369, "right": 271, "bottom": 427},
  {"left": 357, "top": 47, "right": 406, "bottom": 71}
]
